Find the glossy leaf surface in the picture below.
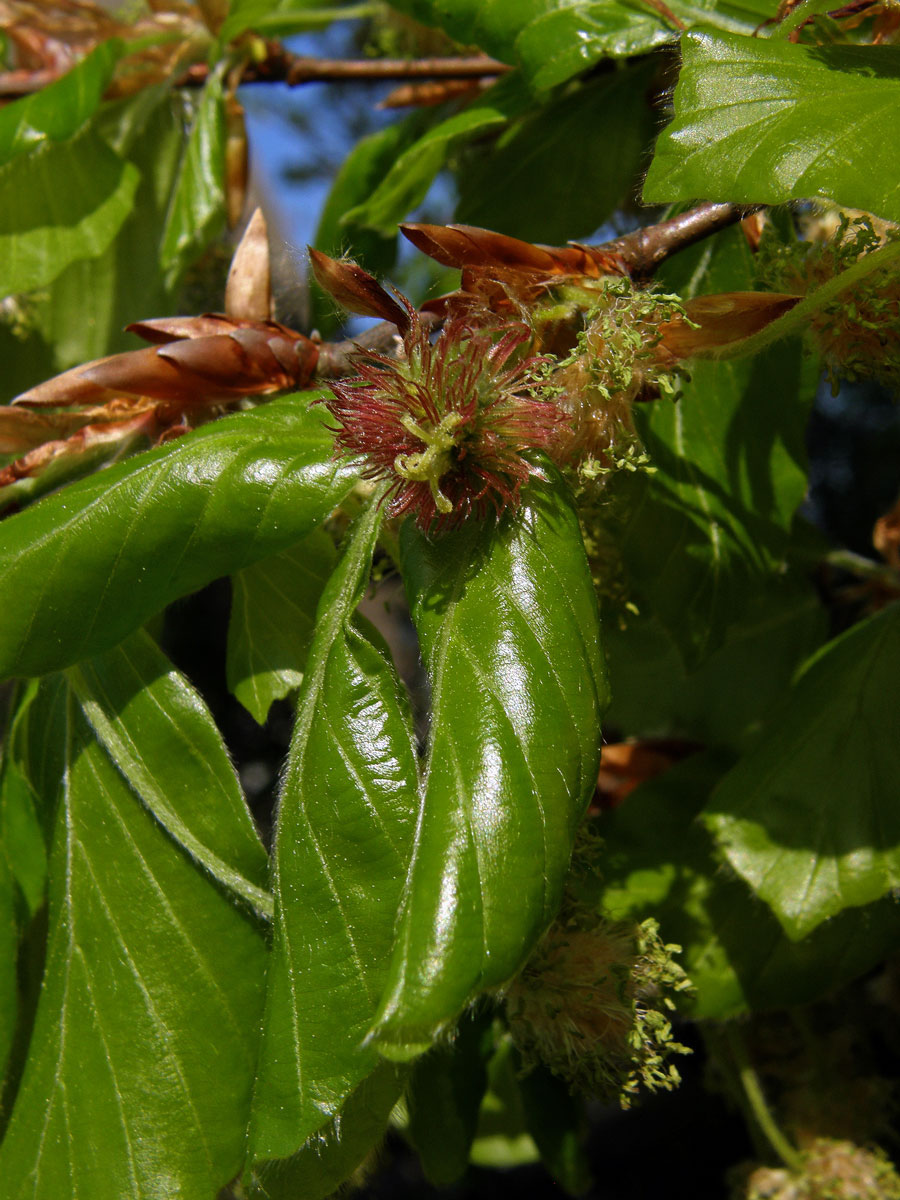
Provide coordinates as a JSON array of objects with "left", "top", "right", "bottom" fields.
[
  {"left": 250, "top": 498, "right": 419, "bottom": 1160},
  {"left": 67, "top": 630, "right": 271, "bottom": 916},
  {"left": 601, "top": 754, "right": 900, "bottom": 1019},
  {"left": 227, "top": 529, "right": 337, "bottom": 724},
  {"left": 373, "top": 475, "right": 608, "bottom": 1047},
  {"left": 0, "top": 687, "right": 267, "bottom": 1197},
  {"left": 0, "top": 396, "right": 357, "bottom": 682},
  {"left": 387, "top": 0, "right": 770, "bottom": 88},
  {"left": 644, "top": 33, "right": 900, "bottom": 223},
  {"left": 704, "top": 603, "right": 900, "bottom": 939}
]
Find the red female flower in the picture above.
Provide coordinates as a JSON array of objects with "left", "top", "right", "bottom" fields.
[{"left": 323, "top": 308, "right": 565, "bottom": 530}]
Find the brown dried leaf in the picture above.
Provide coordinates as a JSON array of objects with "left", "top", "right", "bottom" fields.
[
  {"left": 0, "top": 410, "right": 158, "bottom": 488},
  {"left": 873, "top": 494, "right": 900, "bottom": 569}
]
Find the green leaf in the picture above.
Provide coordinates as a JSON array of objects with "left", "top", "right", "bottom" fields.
[
  {"left": 220, "top": 0, "right": 367, "bottom": 41},
  {"left": 250, "top": 497, "right": 419, "bottom": 1160},
  {"left": 0, "top": 851, "right": 16, "bottom": 1086},
  {"left": 227, "top": 529, "right": 337, "bottom": 724},
  {"left": 518, "top": 1064, "right": 592, "bottom": 1195},
  {"left": 406, "top": 1010, "right": 494, "bottom": 1186},
  {"left": 382, "top": 0, "right": 554, "bottom": 62},
  {"left": 456, "top": 62, "right": 656, "bottom": 244},
  {"left": 0, "top": 714, "right": 48, "bottom": 919},
  {"left": 387, "top": 0, "right": 771, "bottom": 89},
  {"left": 704, "top": 603, "right": 900, "bottom": 940},
  {"left": 0, "top": 687, "right": 267, "bottom": 1197},
  {"left": 160, "top": 71, "right": 226, "bottom": 288},
  {"left": 0, "top": 396, "right": 358, "bottom": 683},
  {"left": 602, "top": 573, "right": 827, "bottom": 753},
  {"left": 611, "top": 228, "right": 815, "bottom": 666},
  {"left": 0, "top": 40, "right": 126, "bottom": 164},
  {"left": 600, "top": 753, "right": 900, "bottom": 1019},
  {"left": 343, "top": 72, "right": 531, "bottom": 237},
  {"left": 0, "top": 126, "right": 139, "bottom": 295},
  {"left": 66, "top": 630, "right": 271, "bottom": 917},
  {"left": 373, "top": 473, "right": 608, "bottom": 1048},
  {"left": 514, "top": 3, "right": 676, "bottom": 89},
  {"left": 644, "top": 32, "right": 900, "bottom": 223},
  {"left": 469, "top": 1035, "right": 539, "bottom": 1168},
  {"left": 247, "top": 1063, "right": 407, "bottom": 1200},
  {"left": 27, "top": 89, "right": 186, "bottom": 378}
]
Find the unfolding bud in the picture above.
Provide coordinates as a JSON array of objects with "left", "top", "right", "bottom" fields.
[
  {"left": 505, "top": 912, "right": 692, "bottom": 1107},
  {"left": 321, "top": 303, "right": 565, "bottom": 529}
]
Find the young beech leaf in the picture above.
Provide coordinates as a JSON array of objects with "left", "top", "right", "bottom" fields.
[
  {"left": 372, "top": 468, "right": 608, "bottom": 1051},
  {"left": 406, "top": 1009, "right": 495, "bottom": 1187},
  {"left": 0, "top": 686, "right": 267, "bottom": 1198},
  {"left": 247, "top": 1062, "right": 407, "bottom": 1200},
  {"left": 704, "top": 603, "right": 900, "bottom": 940},
  {"left": 0, "top": 395, "right": 357, "bottom": 683},
  {"left": 644, "top": 32, "right": 900, "bottom": 224},
  {"left": 249, "top": 496, "right": 420, "bottom": 1162},
  {"left": 66, "top": 629, "right": 271, "bottom": 918}
]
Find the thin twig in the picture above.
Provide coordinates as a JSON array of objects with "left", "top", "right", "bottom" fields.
[
  {"left": 0, "top": 52, "right": 508, "bottom": 102},
  {"left": 599, "top": 202, "right": 764, "bottom": 278},
  {"left": 180, "top": 52, "right": 507, "bottom": 90}
]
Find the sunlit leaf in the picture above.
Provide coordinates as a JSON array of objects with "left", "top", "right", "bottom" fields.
[
  {"left": 250, "top": 497, "right": 419, "bottom": 1159},
  {"left": 373, "top": 472, "right": 608, "bottom": 1049},
  {"left": 644, "top": 32, "right": 900, "bottom": 223},
  {"left": 67, "top": 630, "right": 271, "bottom": 917},
  {"left": 0, "top": 396, "right": 357, "bottom": 683},
  {"left": 0, "top": 40, "right": 126, "bottom": 164},
  {"left": 0, "top": 127, "right": 139, "bottom": 296},
  {"left": 601, "top": 753, "right": 900, "bottom": 1019},
  {"left": 0, "top": 685, "right": 267, "bottom": 1197},
  {"left": 342, "top": 73, "right": 530, "bottom": 238},
  {"left": 704, "top": 603, "right": 900, "bottom": 939}
]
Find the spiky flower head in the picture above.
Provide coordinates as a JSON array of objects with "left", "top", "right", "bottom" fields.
[
  {"left": 540, "top": 277, "right": 690, "bottom": 464},
  {"left": 758, "top": 214, "right": 900, "bottom": 393},
  {"left": 736, "top": 1139, "right": 900, "bottom": 1200},
  {"left": 505, "top": 910, "right": 692, "bottom": 1108},
  {"left": 323, "top": 306, "right": 565, "bottom": 529}
]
